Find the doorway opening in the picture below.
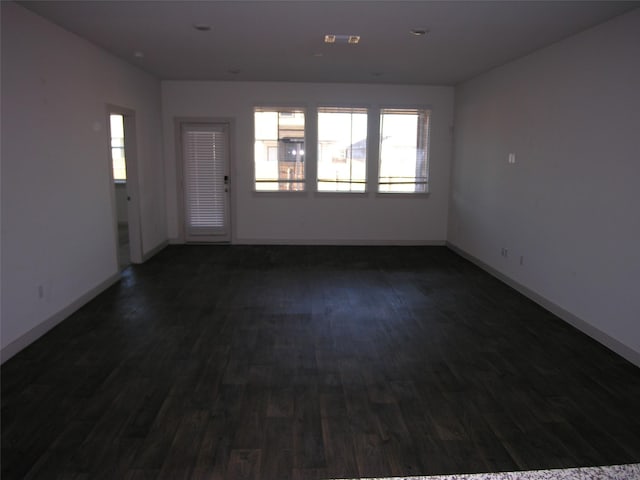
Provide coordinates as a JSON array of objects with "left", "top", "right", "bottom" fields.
[
  {"left": 108, "top": 107, "right": 143, "bottom": 269},
  {"left": 110, "top": 114, "right": 130, "bottom": 268}
]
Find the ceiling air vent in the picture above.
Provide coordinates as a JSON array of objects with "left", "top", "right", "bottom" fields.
[{"left": 324, "top": 34, "right": 360, "bottom": 45}]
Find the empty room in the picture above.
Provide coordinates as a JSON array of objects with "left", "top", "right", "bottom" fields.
[{"left": 1, "top": 1, "right": 639, "bottom": 479}]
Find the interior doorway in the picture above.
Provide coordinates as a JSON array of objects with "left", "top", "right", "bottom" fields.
[
  {"left": 109, "top": 114, "right": 130, "bottom": 268},
  {"left": 108, "top": 107, "right": 143, "bottom": 269}
]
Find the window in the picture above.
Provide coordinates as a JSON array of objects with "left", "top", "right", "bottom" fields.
[
  {"left": 378, "top": 108, "right": 430, "bottom": 193},
  {"left": 110, "top": 114, "right": 126, "bottom": 181},
  {"left": 254, "top": 108, "right": 305, "bottom": 191},
  {"left": 317, "top": 107, "right": 367, "bottom": 192}
]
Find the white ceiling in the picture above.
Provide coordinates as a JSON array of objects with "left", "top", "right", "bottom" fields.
[{"left": 20, "top": 0, "right": 639, "bottom": 85}]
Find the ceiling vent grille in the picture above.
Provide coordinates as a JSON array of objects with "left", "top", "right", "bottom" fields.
[{"left": 324, "top": 34, "right": 360, "bottom": 45}]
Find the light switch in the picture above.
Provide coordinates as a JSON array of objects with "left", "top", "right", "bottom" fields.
[{"left": 508, "top": 153, "right": 516, "bottom": 164}]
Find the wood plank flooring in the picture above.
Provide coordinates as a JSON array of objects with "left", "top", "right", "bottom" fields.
[{"left": 2, "top": 245, "right": 640, "bottom": 479}]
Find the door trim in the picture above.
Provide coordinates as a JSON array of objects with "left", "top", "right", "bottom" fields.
[{"left": 107, "top": 105, "right": 143, "bottom": 264}]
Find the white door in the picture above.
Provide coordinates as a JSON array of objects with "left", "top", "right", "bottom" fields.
[{"left": 181, "top": 123, "right": 230, "bottom": 242}]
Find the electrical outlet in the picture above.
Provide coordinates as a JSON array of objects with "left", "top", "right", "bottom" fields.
[
  {"left": 508, "top": 153, "right": 516, "bottom": 164},
  {"left": 500, "top": 248, "right": 509, "bottom": 258}
]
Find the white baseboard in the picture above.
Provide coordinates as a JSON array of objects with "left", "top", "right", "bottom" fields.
[
  {"left": 2, "top": 240, "right": 168, "bottom": 363},
  {"left": 1, "top": 273, "right": 121, "bottom": 364},
  {"left": 447, "top": 242, "right": 640, "bottom": 368},
  {"left": 168, "top": 237, "right": 446, "bottom": 246},
  {"left": 233, "top": 238, "right": 447, "bottom": 246}
]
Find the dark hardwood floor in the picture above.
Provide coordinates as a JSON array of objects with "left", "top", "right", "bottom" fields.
[{"left": 2, "top": 245, "right": 640, "bottom": 479}]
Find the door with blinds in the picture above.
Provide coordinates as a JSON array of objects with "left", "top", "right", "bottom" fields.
[{"left": 181, "top": 123, "right": 230, "bottom": 242}]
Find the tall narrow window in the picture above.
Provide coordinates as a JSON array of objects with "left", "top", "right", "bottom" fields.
[
  {"left": 110, "top": 114, "right": 126, "bottom": 181},
  {"left": 378, "top": 109, "right": 431, "bottom": 193},
  {"left": 254, "top": 108, "right": 305, "bottom": 191},
  {"left": 317, "top": 107, "right": 367, "bottom": 192}
]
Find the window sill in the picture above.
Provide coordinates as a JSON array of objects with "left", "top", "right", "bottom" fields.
[
  {"left": 314, "top": 191, "right": 369, "bottom": 197},
  {"left": 375, "top": 191, "right": 430, "bottom": 198},
  {"left": 252, "top": 190, "right": 309, "bottom": 197}
]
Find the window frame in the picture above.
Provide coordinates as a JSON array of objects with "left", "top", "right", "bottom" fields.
[
  {"left": 253, "top": 106, "right": 307, "bottom": 192},
  {"left": 316, "top": 106, "right": 369, "bottom": 193},
  {"left": 377, "top": 107, "right": 432, "bottom": 195},
  {"left": 109, "top": 114, "right": 127, "bottom": 183}
]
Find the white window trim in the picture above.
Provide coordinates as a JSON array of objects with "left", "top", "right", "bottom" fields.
[
  {"left": 377, "top": 106, "right": 432, "bottom": 195},
  {"left": 316, "top": 106, "right": 370, "bottom": 194},
  {"left": 253, "top": 105, "right": 308, "bottom": 193},
  {"left": 250, "top": 103, "right": 433, "bottom": 197}
]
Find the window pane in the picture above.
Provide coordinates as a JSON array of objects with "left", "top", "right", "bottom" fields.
[
  {"left": 378, "top": 109, "right": 430, "bottom": 193},
  {"left": 317, "top": 107, "right": 367, "bottom": 192},
  {"left": 254, "top": 108, "right": 305, "bottom": 191},
  {"left": 110, "top": 114, "right": 126, "bottom": 181}
]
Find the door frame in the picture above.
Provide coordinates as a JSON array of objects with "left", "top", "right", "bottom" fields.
[
  {"left": 175, "top": 117, "right": 234, "bottom": 243},
  {"left": 107, "top": 105, "right": 143, "bottom": 264}
]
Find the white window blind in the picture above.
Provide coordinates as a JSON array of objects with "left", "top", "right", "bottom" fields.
[{"left": 182, "top": 124, "right": 228, "bottom": 238}]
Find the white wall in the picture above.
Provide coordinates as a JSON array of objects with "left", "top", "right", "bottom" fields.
[
  {"left": 162, "top": 81, "right": 454, "bottom": 244},
  {"left": 1, "top": 3, "right": 166, "bottom": 359},
  {"left": 449, "top": 9, "right": 640, "bottom": 362}
]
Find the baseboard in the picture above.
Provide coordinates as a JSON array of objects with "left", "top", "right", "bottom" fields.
[
  {"left": 446, "top": 242, "right": 640, "bottom": 368},
  {"left": 168, "top": 237, "right": 447, "bottom": 246},
  {"left": 141, "top": 240, "right": 168, "bottom": 262},
  {"left": 0, "top": 272, "right": 121, "bottom": 364},
  {"left": 2, "top": 240, "right": 168, "bottom": 363},
  {"left": 233, "top": 238, "right": 447, "bottom": 246}
]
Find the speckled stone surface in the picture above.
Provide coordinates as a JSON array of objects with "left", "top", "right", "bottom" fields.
[{"left": 332, "top": 464, "right": 640, "bottom": 480}]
